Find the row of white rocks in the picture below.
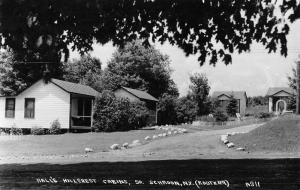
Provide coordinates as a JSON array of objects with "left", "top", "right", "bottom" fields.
[
  {"left": 220, "top": 132, "right": 245, "bottom": 151},
  {"left": 110, "top": 126, "right": 188, "bottom": 150}
]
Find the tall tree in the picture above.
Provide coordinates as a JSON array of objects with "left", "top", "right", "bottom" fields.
[
  {"left": 101, "top": 40, "right": 178, "bottom": 98},
  {"left": 0, "top": 51, "right": 27, "bottom": 95},
  {"left": 287, "top": 56, "right": 299, "bottom": 113},
  {"left": 287, "top": 58, "right": 298, "bottom": 91},
  {"left": 0, "top": 0, "right": 298, "bottom": 88},
  {"left": 175, "top": 95, "right": 198, "bottom": 124},
  {"left": 189, "top": 73, "right": 210, "bottom": 116},
  {"left": 226, "top": 95, "right": 238, "bottom": 116},
  {"left": 247, "top": 96, "right": 268, "bottom": 107},
  {"left": 63, "top": 55, "right": 102, "bottom": 90},
  {"left": 157, "top": 93, "right": 178, "bottom": 125}
]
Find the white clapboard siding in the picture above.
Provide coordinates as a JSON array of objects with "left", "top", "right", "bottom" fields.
[{"left": 0, "top": 80, "right": 70, "bottom": 129}]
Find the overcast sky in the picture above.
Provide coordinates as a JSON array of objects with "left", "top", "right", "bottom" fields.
[{"left": 70, "top": 20, "right": 300, "bottom": 97}]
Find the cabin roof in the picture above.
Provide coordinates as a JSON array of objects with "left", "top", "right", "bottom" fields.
[
  {"left": 51, "top": 79, "right": 99, "bottom": 97},
  {"left": 211, "top": 91, "right": 247, "bottom": 100},
  {"left": 120, "top": 86, "right": 158, "bottom": 102},
  {"left": 266, "top": 87, "right": 295, "bottom": 96}
]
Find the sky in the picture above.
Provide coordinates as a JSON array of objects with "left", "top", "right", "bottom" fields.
[{"left": 70, "top": 21, "right": 300, "bottom": 97}]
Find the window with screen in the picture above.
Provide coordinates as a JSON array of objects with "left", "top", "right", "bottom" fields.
[
  {"left": 77, "top": 98, "right": 92, "bottom": 116},
  {"left": 5, "top": 98, "right": 15, "bottom": 118},
  {"left": 24, "top": 98, "right": 35, "bottom": 118}
]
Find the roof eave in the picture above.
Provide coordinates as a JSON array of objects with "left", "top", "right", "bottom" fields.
[{"left": 121, "top": 86, "right": 158, "bottom": 102}]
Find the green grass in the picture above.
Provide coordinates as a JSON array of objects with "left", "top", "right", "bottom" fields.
[
  {"left": 229, "top": 116, "right": 300, "bottom": 152},
  {"left": 0, "top": 128, "right": 167, "bottom": 157}
]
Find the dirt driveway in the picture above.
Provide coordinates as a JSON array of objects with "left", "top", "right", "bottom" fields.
[{"left": 127, "top": 123, "right": 264, "bottom": 159}]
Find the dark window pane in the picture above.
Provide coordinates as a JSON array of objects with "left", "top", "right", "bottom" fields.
[
  {"left": 25, "top": 98, "right": 35, "bottom": 118},
  {"left": 78, "top": 98, "right": 83, "bottom": 116},
  {"left": 84, "top": 99, "right": 92, "bottom": 116},
  {"left": 5, "top": 98, "right": 15, "bottom": 118}
]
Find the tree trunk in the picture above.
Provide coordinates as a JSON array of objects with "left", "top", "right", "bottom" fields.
[{"left": 296, "top": 61, "right": 300, "bottom": 114}]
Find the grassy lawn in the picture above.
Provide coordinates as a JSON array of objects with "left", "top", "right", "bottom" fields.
[
  {"left": 229, "top": 116, "right": 300, "bottom": 152},
  {"left": 181, "top": 117, "right": 270, "bottom": 132},
  {"left": 0, "top": 128, "right": 169, "bottom": 157}
]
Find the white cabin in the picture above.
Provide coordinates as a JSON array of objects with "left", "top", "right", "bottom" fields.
[{"left": 0, "top": 79, "right": 99, "bottom": 130}]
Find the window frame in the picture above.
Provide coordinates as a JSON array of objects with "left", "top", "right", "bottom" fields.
[
  {"left": 24, "top": 98, "right": 35, "bottom": 119},
  {"left": 5, "top": 98, "right": 15, "bottom": 118}
]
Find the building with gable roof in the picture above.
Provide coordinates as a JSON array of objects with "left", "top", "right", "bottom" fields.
[
  {"left": 0, "top": 78, "right": 99, "bottom": 130},
  {"left": 266, "top": 87, "right": 295, "bottom": 113},
  {"left": 211, "top": 91, "right": 247, "bottom": 115},
  {"left": 114, "top": 86, "right": 158, "bottom": 124}
]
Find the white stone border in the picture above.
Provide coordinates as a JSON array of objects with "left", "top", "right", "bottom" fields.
[
  {"left": 220, "top": 132, "right": 245, "bottom": 151},
  {"left": 110, "top": 125, "right": 189, "bottom": 150}
]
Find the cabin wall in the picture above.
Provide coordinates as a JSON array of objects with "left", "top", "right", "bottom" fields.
[
  {"left": 0, "top": 80, "right": 70, "bottom": 129},
  {"left": 216, "top": 95, "right": 246, "bottom": 116}
]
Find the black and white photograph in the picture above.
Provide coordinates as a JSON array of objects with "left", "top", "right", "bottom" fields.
[{"left": 0, "top": 0, "right": 299, "bottom": 189}]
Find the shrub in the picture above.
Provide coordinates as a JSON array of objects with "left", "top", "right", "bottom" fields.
[
  {"left": 287, "top": 96, "right": 296, "bottom": 112},
  {"left": 93, "top": 91, "right": 150, "bottom": 132},
  {"left": 22, "top": 128, "right": 31, "bottom": 135},
  {"left": 0, "top": 127, "right": 32, "bottom": 135},
  {"left": 226, "top": 95, "right": 238, "bottom": 116},
  {"left": 10, "top": 124, "right": 23, "bottom": 135},
  {"left": 175, "top": 96, "right": 198, "bottom": 124},
  {"left": 128, "top": 102, "right": 150, "bottom": 129},
  {"left": 49, "top": 119, "right": 61, "bottom": 134},
  {"left": 198, "top": 115, "right": 215, "bottom": 122},
  {"left": 0, "top": 128, "right": 11, "bottom": 135},
  {"left": 254, "top": 112, "right": 273, "bottom": 119},
  {"left": 214, "top": 109, "right": 228, "bottom": 122},
  {"left": 245, "top": 113, "right": 253, "bottom": 117},
  {"left": 157, "top": 93, "right": 178, "bottom": 125},
  {"left": 31, "top": 126, "right": 48, "bottom": 135}
]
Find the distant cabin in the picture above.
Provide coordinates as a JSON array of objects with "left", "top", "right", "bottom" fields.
[
  {"left": 266, "top": 87, "right": 295, "bottom": 113},
  {"left": 114, "top": 87, "right": 158, "bottom": 124},
  {"left": 211, "top": 91, "right": 247, "bottom": 116},
  {"left": 0, "top": 79, "right": 99, "bottom": 130}
]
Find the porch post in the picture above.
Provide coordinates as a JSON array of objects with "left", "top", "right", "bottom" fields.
[
  {"left": 90, "top": 98, "right": 94, "bottom": 132},
  {"left": 69, "top": 94, "right": 72, "bottom": 133},
  {"left": 268, "top": 97, "right": 273, "bottom": 112},
  {"left": 155, "top": 102, "right": 158, "bottom": 124},
  {"left": 297, "top": 60, "right": 300, "bottom": 114}
]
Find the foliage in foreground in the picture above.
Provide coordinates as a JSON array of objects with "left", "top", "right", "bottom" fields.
[{"left": 0, "top": 0, "right": 295, "bottom": 84}]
